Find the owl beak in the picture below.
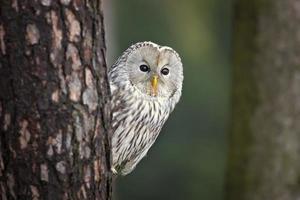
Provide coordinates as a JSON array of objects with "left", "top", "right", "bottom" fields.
[{"left": 151, "top": 75, "right": 158, "bottom": 96}]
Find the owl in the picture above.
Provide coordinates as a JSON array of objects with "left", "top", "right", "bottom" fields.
[{"left": 109, "top": 41, "right": 183, "bottom": 175}]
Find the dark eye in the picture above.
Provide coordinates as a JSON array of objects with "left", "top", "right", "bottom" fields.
[
  {"left": 161, "top": 68, "right": 169, "bottom": 75},
  {"left": 139, "top": 65, "right": 149, "bottom": 72}
]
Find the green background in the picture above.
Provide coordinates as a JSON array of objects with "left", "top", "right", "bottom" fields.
[{"left": 106, "top": 0, "right": 232, "bottom": 199}]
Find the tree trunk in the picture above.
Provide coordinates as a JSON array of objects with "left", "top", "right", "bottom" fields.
[
  {"left": 0, "top": 0, "right": 111, "bottom": 199},
  {"left": 226, "top": 0, "right": 300, "bottom": 200}
]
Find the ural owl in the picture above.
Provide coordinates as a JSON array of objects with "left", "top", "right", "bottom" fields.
[{"left": 109, "top": 41, "right": 183, "bottom": 175}]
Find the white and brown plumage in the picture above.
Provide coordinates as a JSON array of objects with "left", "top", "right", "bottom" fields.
[{"left": 109, "top": 41, "right": 183, "bottom": 175}]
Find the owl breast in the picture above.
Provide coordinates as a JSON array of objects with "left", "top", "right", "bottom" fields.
[{"left": 111, "top": 85, "right": 171, "bottom": 175}]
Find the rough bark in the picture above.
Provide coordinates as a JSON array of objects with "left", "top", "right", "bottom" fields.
[
  {"left": 0, "top": 0, "right": 111, "bottom": 199},
  {"left": 226, "top": 0, "right": 300, "bottom": 200}
]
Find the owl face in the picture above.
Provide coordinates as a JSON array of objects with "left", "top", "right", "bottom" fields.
[{"left": 125, "top": 42, "right": 183, "bottom": 99}]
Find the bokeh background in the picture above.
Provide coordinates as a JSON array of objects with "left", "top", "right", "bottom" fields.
[{"left": 104, "top": 0, "right": 232, "bottom": 199}]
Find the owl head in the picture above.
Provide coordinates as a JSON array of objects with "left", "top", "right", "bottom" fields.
[{"left": 114, "top": 42, "right": 183, "bottom": 101}]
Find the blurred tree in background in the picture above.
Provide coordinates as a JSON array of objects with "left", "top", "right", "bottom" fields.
[
  {"left": 227, "top": 0, "right": 300, "bottom": 200},
  {"left": 104, "top": 0, "right": 232, "bottom": 200}
]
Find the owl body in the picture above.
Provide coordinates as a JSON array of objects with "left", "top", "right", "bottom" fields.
[{"left": 109, "top": 42, "right": 183, "bottom": 175}]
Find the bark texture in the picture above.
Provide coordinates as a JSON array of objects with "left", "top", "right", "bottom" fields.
[
  {"left": 226, "top": 0, "right": 300, "bottom": 200},
  {"left": 0, "top": 0, "right": 111, "bottom": 199}
]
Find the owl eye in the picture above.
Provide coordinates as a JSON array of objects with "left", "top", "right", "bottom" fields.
[
  {"left": 161, "top": 68, "right": 169, "bottom": 75},
  {"left": 139, "top": 65, "right": 150, "bottom": 72}
]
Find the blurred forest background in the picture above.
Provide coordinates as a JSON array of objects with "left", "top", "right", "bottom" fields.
[{"left": 104, "top": 0, "right": 232, "bottom": 199}]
